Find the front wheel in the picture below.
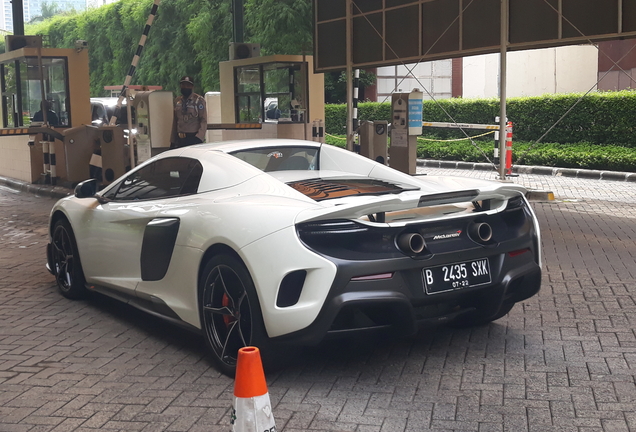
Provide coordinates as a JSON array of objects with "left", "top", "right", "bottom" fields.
[
  {"left": 199, "top": 254, "right": 270, "bottom": 376},
  {"left": 51, "top": 219, "right": 87, "bottom": 299}
]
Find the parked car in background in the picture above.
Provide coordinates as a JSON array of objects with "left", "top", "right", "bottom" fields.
[{"left": 90, "top": 97, "right": 134, "bottom": 127}]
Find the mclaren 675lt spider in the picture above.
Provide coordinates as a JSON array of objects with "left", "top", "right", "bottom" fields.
[{"left": 47, "top": 139, "right": 542, "bottom": 375}]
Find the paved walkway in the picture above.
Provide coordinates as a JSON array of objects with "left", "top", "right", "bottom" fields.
[
  {"left": 1, "top": 166, "right": 636, "bottom": 431},
  {"left": 416, "top": 164, "right": 636, "bottom": 205}
]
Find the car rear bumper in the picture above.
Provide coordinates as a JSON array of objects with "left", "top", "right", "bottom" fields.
[{"left": 271, "top": 248, "right": 541, "bottom": 346}]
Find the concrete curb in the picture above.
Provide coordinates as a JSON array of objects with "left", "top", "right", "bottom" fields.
[
  {"left": 0, "top": 176, "right": 71, "bottom": 199},
  {"left": 418, "top": 159, "right": 636, "bottom": 182},
  {"left": 525, "top": 190, "right": 555, "bottom": 201}
]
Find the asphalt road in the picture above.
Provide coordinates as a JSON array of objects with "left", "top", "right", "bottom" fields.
[{"left": 1, "top": 168, "right": 636, "bottom": 432}]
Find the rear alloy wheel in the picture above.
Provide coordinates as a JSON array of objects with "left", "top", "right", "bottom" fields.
[
  {"left": 51, "top": 220, "right": 87, "bottom": 299},
  {"left": 199, "top": 254, "right": 268, "bottom": 376}
]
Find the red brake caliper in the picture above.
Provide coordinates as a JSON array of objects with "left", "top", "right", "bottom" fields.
[{"left": 222, "top": 293, "right": 233, "bottom": 327}]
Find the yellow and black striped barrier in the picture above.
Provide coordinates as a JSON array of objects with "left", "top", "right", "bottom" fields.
[
  {"left": 0, "top": 128, "right": 30, "bottom": 135},
  {"left": 0, "top": 127, "right": 64, "bottom": 140},
  {"left": 422, "top": 121, "right": 500, "bottom": 130}
]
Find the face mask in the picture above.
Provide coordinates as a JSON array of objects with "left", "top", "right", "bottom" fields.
[{"left": 181, "top": 88, "right": 192, "bottom": 98}]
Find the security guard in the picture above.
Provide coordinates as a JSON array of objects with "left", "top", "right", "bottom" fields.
[{"left": 170, "top": 76, "right": 207, "bottom": 148}]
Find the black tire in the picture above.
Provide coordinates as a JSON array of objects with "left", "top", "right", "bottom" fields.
[
  {"left": 199, "top": 254, "right": 270, "bottom": 377},
  {"left": 51, "top": 219, "right": 87, "bottom": 299},
  {"left": 449, "top": 302, "right": 515, "bottom": 328}
]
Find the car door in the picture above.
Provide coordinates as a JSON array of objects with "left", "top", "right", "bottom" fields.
[{"left": 77, "top": 157, "right": 202, "bottom": 295}]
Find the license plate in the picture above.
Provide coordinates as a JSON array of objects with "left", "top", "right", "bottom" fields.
[{"left": 423, "top": 258, "right": 491, "bottom": 294}]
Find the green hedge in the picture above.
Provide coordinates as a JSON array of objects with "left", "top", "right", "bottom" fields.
[
  {"left": 326, "top": 91, "right": 636, "bottom": 146},
  {"left": 325, "top": 134, "right": 636, "bottom": 172},
  {"left": 416, "top": 139, "right": 636, "bottom": 172}
]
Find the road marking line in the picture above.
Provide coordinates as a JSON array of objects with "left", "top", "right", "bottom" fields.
[{"left": 0, "top": 185, "right": 20, "bottom": 194}]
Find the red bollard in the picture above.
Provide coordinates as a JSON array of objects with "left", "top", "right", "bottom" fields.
[{"left": 505, "top": 121, "right": 513, "bottom": 175}]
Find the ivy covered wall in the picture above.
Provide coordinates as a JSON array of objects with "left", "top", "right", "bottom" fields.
[{"left": 27, "top": 0, "right": 312, "bottom": 96}]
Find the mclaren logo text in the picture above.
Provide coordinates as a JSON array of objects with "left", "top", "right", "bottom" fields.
[{"left": 432, "top": 230, "right": 461, "bottom": 240}]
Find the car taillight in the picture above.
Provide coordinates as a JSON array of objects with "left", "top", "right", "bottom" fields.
[
  {"left": 508, "top": 248, "right": 529, "bottom": 257},
  {"left": 351, "top": 272, "right": 394, "bottom": 281}
]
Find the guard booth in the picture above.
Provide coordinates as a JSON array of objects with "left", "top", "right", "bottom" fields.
[
  {"left": 217, "top": 55, "right": 324, "bottom": 141},
  {"left": 0, "top": 41, "right": 92, "bottom": 183}
]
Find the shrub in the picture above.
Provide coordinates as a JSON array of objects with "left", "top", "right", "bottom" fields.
[
  {"left": 415, "top": 139, "right": 636, "bottom": 172},
  {"left": 326, "top": 91, "right": 636, "bottom": 146},
  {"left": 323, "top": 134, "right": 636, "bottom": 172}
]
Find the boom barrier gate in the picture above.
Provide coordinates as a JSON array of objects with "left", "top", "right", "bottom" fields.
[{"left": 421, "top": 121, "right": 513, "bottom": 176}]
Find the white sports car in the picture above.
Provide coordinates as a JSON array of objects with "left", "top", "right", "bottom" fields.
[{"left": 47, "top": 139, "right": 542, "bottom": 375}]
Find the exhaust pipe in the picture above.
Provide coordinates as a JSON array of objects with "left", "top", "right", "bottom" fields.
[
  {"left": 469, "top": 222, "right": 493, "bottom": 243},
  {"left": 397, "top": 233, "right": 426, "bottom": 254}
]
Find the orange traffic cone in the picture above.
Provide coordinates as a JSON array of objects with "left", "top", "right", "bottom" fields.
[{"left": 231, "top": 347, "right": 276, "bottom": 432}]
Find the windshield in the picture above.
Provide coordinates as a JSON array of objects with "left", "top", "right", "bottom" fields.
[{"left": 229, "top": 146, "right": 318, "bottom": 172}]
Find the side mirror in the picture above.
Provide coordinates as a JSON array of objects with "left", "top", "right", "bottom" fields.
[{"left": 74, "top": 179, "right": 97, "bottom": 198}]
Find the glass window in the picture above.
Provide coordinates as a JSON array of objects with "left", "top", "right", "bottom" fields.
[
  {"left": 237, "top": 94, "right": 262, "bottom": 123},
  {"left": 1, "top": 56, "right": 70, "bottom": 128},
  {"left": 234, "top": 62, "right": 307, "bottom": 124},
  {"left": 230, "top": 146, "right": 319, "bottom": 172},
  {"left": 91, "top": 102, "right": 107, "bottom": 124},
  {"left": 263, "top": 64, "right": 291, "bottom": 121},
  {"left": 103, "top": 157, "right": 203, "bottom": 201},
  {"left": 235, "top": 66, "right": 262, "bottom": 123},
  {"left": 1, "top": 62, "right": 18, "bottom": 127}
]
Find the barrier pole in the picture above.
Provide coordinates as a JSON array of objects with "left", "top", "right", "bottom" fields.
[
  {"left": 345, "top": 0, "right": 353, "bottom": 151},
  {"left": 353, "top": 69, "right": 359, "bottom": 153},
  {"left": 498, "top": 0, "right": 509, "bottom": 180},
  {"left": 49, "top": 135, "right": 57, "bottom": 186},
  {"left": 312, "top": 119, "right": 318, "bottom": 142},
  {"left": 109, "top": 0, "right": 160, "bottom": 125},
  {"left": 320, "top": 120, "right": 325, "bottom": 143},
  {"left": 311, "top": 119, "right": 325, "bottom": 143},
  {"left": 42, "top": 137, "right": 50, "bottom": 184},
  {"left": 493, "top": 130, "right": 500, "bottom": 167}
]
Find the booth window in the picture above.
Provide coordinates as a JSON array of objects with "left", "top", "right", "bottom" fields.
[
  {"left": 1, "top": 57, "right": 70, "bottom": 128},
  {"left": 234, "top": 62, "right": 307, "bottom": 124},
  {"left": 235, "top": 66, "right": 262, "bottom": 123}
]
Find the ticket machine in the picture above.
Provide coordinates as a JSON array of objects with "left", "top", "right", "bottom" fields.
[
  {"left": 131, "top": 90, "right": 173, "bottom": 161},
  {"left": 389, "top": 89, "right": 422, "bottom": 175}
]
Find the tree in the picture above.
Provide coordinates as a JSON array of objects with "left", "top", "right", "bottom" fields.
[
  {"left": 29, "top": 2, "right": 67, "bottom": 23},
  {"left": 24, "top": 0, "right": 364, "bottom": 102},
  {"left": 325, "top": 70, "right": 377, "bottom": 104},
  {"left": 244, "top": 0, "right": 312, "bottom": 55}
]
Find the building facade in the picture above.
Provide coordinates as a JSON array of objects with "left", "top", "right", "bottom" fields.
[
  {"left": 462, "top": 45, "right": 599, "bottom": 99},
  {"left": 375, "top": 60, "right": 454, "bottom": 102},
  {"left": 86, "top": 0, "right": 117, "bottom": 8},
  {"left": 1, "top": 0, "right": 88, "bottom": 33},
  {"left": 373, "top": 45, "right": 601, "bottom": 102},
  {"left": 597, "top": 40, "right": 636, "bottom": 91},
  {"left": 373, "top": 40, "right": 636, "bottom": 102}
]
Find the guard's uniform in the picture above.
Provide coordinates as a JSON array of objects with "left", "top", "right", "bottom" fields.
[{"left": 170, "top": 92, "right": 207, "bottom": 148}]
